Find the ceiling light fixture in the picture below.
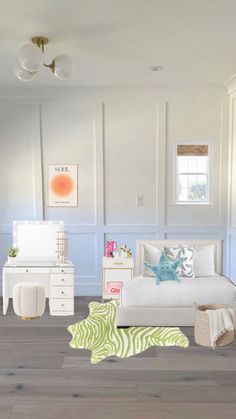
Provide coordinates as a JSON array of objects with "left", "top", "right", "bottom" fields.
[{"left": 14, "top": 36, "right": 74, "bottom": 82}]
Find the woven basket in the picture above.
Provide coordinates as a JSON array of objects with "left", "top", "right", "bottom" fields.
[{"left": 194, "top": 303, "right": 234, "bottom": 347}]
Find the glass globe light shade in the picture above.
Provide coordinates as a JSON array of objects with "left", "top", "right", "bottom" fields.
[
  {"left": 19, "top": 43, "right": 43, "bottom": 72},
  {"left": 14, "top": 62, "right": 38, "bottom": 81},
  {"left": 53, "top": 55, "right": 74, "bottom": 80}
]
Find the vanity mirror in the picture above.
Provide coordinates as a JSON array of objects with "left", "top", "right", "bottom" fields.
[{"left": 13, "top": 220, "right": 64, "bottom": 261}]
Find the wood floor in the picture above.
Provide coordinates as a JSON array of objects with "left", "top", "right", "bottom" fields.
[{"left": 1, "top": 297, "right": 236, "bottom": 419}]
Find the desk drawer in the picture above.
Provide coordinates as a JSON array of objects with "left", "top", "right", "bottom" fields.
[
  {"left": 103, "top": 258, "right": 134, "bottom": 269},
  {"left": 51, "top": 286, "right": 74, "bottom": 299},
  {"left": 51, "top": 274, "right": 73, "bottom": 286},
  {"left": 3, "top": 267, "right": 51, "bottom": 274},
  {"left": 51, "top": 267, "right": 74, "bottom": 274},
  {"left": 50, "top": 299, "right": 74, "bottom": 312}
]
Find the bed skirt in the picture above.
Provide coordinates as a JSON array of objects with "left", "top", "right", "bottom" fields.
[{"left": 116, "top": 306, "right": 195, "bottom": 327}]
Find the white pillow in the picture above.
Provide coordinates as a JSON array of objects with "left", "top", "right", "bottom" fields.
[
  {"left": 193, "top": 245, "right": 215, "bottom": 277},
  {"left": 142, "top": 244, "right": 160, "bottom": 277}
]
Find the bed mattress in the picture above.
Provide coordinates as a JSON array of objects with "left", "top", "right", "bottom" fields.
[{"left": 121, "top": 275, "right": 236, "bottom": 307}]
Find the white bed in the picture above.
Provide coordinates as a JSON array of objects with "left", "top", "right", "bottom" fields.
[{"left": 116, "top": 239, "right": 236, "bottom": 327}]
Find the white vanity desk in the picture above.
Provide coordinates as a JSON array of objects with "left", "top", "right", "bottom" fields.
[
  {"left": 3, "top": 261, "right": 74, "bottom": 316},
  {"left": 2, "top": 220, "right": 74, "bottom": 316}
]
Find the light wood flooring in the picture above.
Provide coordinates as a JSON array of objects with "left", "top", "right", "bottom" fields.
[{"left": 1, "top": 297, "right": 236, "bottom": 419}]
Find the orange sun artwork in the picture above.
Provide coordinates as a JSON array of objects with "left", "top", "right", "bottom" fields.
[
  {"left": 48, "top": 164, "right": 78, "bottom": 207},
  {"left": 51, "top": 174, "right": 74, "bottom": 197}
]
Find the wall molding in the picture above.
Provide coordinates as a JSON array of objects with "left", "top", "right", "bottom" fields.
[
  {"left": 0, "top": 87, "right": 230, "bottom": 295},
  {"left": 31, "top": 104, "right": 44, "bottom": 219}
]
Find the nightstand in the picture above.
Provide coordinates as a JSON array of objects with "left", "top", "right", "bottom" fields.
[{"left": 102, "top": 257, "right": 134, "bottom": 300}]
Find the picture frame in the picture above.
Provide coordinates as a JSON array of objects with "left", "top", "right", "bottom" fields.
[{"left": 47, "top": 164, "right": 78, "bottom": 207}]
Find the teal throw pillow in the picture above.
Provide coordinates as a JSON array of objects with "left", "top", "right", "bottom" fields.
[{"left": 143, "top": 251, "right": 184, "bottom": 285}]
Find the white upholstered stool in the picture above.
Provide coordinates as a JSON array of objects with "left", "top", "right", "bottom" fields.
[{"left": 13, "top": 282, "right": 46, "bottom": 320}]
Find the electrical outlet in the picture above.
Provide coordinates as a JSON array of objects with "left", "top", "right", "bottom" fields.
[{"left": 136, "top": 195, "right": 144, "bottom": 206}]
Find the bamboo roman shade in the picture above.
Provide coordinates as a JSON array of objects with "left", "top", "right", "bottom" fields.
[{"left": 177, "top": 145, "right": 208, "bottom": 156}]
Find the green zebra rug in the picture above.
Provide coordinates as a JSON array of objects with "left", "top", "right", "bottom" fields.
[{"left": 67, "top": 300, "right": 189, "bottom": 364}]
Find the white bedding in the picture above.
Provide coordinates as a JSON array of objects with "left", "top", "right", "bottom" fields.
[{"left": 121, "top": 275, "right": 236, "bottom": 307}]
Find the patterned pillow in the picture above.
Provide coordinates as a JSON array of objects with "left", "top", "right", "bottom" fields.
[{"left": 164, "top": 244, "right": 195, "bottom": 277}]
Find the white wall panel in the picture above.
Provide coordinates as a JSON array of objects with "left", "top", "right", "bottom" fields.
[
  {"left": 68, "top": 232, "right": 98, "bottom": 296},
  {"left": 0, "top": 104, "right": 35, "bottom": 222},
  {"left": 230, "top": 99, "right": 236, "bottom": 229},
  {"left": 41, "top": 103, "right": 96, "bottom": 225},
  {"left": 0, "top": 233, "right": 11, "bottom": 290},
  {"left": 229, "top": 235, "right": 236, "bottom": 284},
  {"left": 228, "top": 95, "right": 236, "bottom": 280},
  {"left": 104, "top": 101, "right": 158, "bottom": 225},
  {"left": 165, "top": 233, "right": 221, "bottom": 240},
  {"left": 68, "top": 233, "right": 96, "bottom": 277},
  {"left": 166, "top": 93, "right": 226, "bottom": 226}
]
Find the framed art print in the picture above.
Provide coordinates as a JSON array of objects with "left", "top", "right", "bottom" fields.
[{"left": 47, "top": 164, "right": 78, "bottom": 207}]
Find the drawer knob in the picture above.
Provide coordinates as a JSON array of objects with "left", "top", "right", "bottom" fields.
[
  {"left": 61, "top": 291, "right": 64, "bottom": 295},
  {"left": 61, "top": 269, "right": 64, "bottom": 272},
  {"left": 61, "top": 304, "right": 64, "bottom": 307},
  {"left": 61, "top": 278, "right": 65, "bottom": 282},
  {"left": 26, "top": 269, "right": 29, "bottom": 272}
]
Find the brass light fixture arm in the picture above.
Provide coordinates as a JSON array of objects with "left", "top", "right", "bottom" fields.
[
  {"left": 32, "top": 36, "right": 55, "bottom": 74},
  {"left": 43, "top": 60, "right": 55, "bottom": 74},
  {"left": 31, "top": 36, "right": 49, "bottom": 53}
]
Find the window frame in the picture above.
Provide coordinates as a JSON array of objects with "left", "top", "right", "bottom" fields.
[{"left": 173, "top": 142, "right": 212, "bottom": 206}]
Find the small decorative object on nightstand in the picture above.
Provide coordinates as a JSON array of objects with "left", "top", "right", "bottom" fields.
[
  {"left": 120, "top": 244, "right": 132, "bottom": 258},
  {"left": 102, "top": 257, "right": 134, "bottom": 300}
]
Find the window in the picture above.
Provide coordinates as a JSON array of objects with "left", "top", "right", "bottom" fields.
[{"left": 176, "top": 145, "right": 209, "bottom": 204}]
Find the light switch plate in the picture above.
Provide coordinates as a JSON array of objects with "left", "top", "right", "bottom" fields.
[{"left": 136, "top": 195, "right": 144, "bottom": 206}]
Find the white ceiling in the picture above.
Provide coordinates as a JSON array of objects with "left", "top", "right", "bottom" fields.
[{"left": 1, "top": 0, "right": 236, "bottom": 87}]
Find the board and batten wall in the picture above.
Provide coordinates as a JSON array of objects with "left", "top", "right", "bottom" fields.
[
  {"left": 0, "top": 86, "right": 229, "bottom": 295},
  {"left": 225, "top": 76, "right": 236, "bottom": 282}
]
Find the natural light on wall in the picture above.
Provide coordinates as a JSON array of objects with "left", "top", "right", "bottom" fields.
[{"left": 176, "top": 145, "right": 209, "bottom": 204}]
